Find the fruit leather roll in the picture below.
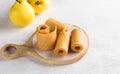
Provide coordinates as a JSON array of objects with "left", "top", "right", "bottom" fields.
[
  {"left": 37, "top": 24, "right": 49, "bottom": 34},
  {"left": 36, "top": 25, "right": 57, "bottom": 50},
  {"left": 54, "top": 27, "right": 70, "bottom": 56},
  {"left": 45, "top": 18, "right": 69, "bottom": 34},
  {"left": 70, "top": 28, "right": 84, "bottom": 52}
]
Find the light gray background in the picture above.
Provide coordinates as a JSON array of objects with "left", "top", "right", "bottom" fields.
[{"left": 0, "top": 0, "right": 120, "bottom": 74}]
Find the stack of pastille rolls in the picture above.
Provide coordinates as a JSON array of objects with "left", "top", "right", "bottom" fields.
[{"left": 36, "top": 18, "right": 84, "bottom": 57}]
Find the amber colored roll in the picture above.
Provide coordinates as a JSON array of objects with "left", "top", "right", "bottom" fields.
[
  {"left": 45, "top": 18, "right": 69, "bottom": 33},
  {"left": 54, "top": 27, "right": 70, "bottom": 56},
  {"left": 37, "top": 25, "right": 49, "bottom": 34},
  {"left": 70, "top": 28, "right": 84, "bottom": 52},
  {"left": 36, "top": 25, "right": 57, "bottom": 50}
]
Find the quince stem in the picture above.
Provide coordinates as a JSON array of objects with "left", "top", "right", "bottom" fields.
[
  {"left": 16, "top": 0, "right": 21, "bottom": 3},
  {"left": 35, "top": 1, "right": 43, "bottom": 5},
  {"left": 16, "top": 0, "right": 27, "bottom": 3}
]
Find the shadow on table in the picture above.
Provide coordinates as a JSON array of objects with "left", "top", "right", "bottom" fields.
[
  {"left": 0, "top": 10, "right": 19, "bottom": 30},
  {"left": 0, "top": 54, "right": 4, "bottom": 61},
  {"left": 0, "top": 16, "right": 17, "bottom": 30}
]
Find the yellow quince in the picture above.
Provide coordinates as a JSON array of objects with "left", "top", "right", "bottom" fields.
[
  {"left": 28, "top": 0, "right": 49, "bottom": 14},
  {"left": 9, "top": 0, "right": 35, "bottom": 27}
]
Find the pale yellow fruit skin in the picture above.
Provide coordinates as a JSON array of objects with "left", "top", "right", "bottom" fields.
[
  {"left": 28, "top": 0, "right": 49, "bottom": 14},
  {"left": 9, "top": 1, "right": 35, "bottom": 27}
]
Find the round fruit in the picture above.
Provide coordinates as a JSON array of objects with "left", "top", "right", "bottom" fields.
[
  {"left": 28, "top": 0, "right": 49, "bottom": 14},
  {"left": 9, "top": 0, "right": 35, "bottom": 27}
]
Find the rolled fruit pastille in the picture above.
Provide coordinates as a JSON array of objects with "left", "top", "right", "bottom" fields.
[
  {"left": 54, "top": 27, "right": 70, "bottom": 56},
  {"left": 71, "top": 28, "right": 84, "bottom": 52},
  {"left": 37, "top": 24, "right": 49, "bottom": 34},
  {"left": 45, "top": 18, "right": 69, "bottom": 34},
  {"left": 36, "top": 25, "right": 57, "bottom": 50}
]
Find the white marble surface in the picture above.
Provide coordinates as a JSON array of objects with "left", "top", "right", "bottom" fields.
[{"left": 0, "top": 0, "right": 120, "bottom": 74}]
